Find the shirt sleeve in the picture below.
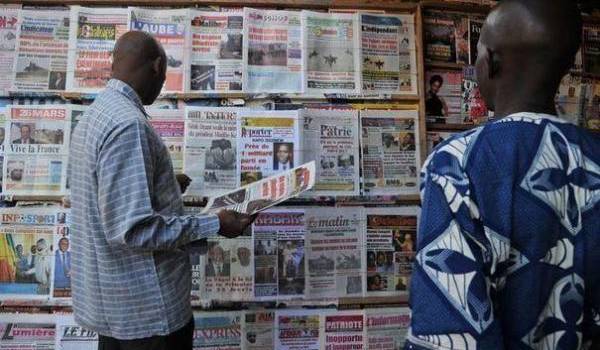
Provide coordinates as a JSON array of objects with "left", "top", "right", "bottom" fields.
[
  {"left": 405, "top": 145, "right": 503, "bottom": 350},
  {"left": 96, "top": 118, "right": 220, "bottom": 251}
]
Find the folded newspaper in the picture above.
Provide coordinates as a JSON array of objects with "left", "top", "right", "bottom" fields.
[{"left": 201, "top": 161, "right": 316, "bottom": 215}]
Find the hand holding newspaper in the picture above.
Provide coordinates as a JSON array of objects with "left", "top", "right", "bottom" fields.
[{"left": 201, "top": 161, "right": 316, "bottom": 215}]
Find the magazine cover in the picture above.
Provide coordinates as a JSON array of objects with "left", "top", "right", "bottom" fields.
[{"left": 424, "top": 13, "right": 456, "bottom": 63}]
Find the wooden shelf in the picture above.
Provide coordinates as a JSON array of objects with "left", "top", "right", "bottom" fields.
[
  {"left": 425, "top": 61, "right": 467, "bottom": 70},
  {"left": 420, "top": 0, "right": 494, "bottom": 14},
  {"left": 426, "top": 122, "right": 478, "bottom": 131},
  {"left": 14, "top": 0, "right": 419, "bottom": 10}
]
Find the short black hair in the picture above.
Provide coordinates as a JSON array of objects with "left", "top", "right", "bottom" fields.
[{"left": 430, "top": 75, "right": 444, "bottom": 86}]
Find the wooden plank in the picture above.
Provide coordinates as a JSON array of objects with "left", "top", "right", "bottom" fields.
[
  {"left": 426, "top": 122, "right": 478, "bottom": 131},
  {"left": 425, "top": 61, "right": 466, "bottom": 70},
  {"left": 420, "top": 0, "right": 493, "bottom": 14},
  {"left": 415, "top": 5, "right": 428, "bottom": 166},
  {"left": 14, "top": 0, "right": 419, "bottom": 10}
]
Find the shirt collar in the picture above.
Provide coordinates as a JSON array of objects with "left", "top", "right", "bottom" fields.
[{"left": 106, "top": 79, "right": 149, "bottom": 118}]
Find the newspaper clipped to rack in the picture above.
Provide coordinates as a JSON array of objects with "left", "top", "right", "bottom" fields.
[
  {"left": 201, "top": 161, "right": 315, "bottom": 215},
  {"left": 360, "top": 13, "right": 417, "bottom": 94},
  {"left": 0, "top": 5, "right": 20, "bottom": 96},
  {"left": 243, "top": 8, "right": 303, "bottom": 93},
  {"left": 128, "top": 7, "right": 188, "bottom": 93},
  {"left": 183, "top": 107, "right": 240, "bottom": 198},
  {"left": 55, "top": 313, "right": 98, "bottom": 350},
  {"left": 0, "top": 313, "right": 56, "bottom": 349},
  {"left": 12, "top": 8, "right": 70, "bottom": 93},
  {"left": 3, "top": 104, "right": 78, "bottom": 196},
  {"left": 66, "top": 6, "right": 128, "bottom": 93},
  {"left": 302, "top": 11, "right": 361, "bottom": 95},
  {"left": 188, "top": 10, "right": 244, "bottom": 93}
]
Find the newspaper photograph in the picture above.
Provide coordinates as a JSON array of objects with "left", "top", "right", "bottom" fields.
[
  {"left": 202, "top": 161, "right": 315, "bottom": 216},
  {"left": 128, "top": 8, "right": 188, "bottom": 93},
  {"left": 366, "top": 207, "right": 418, "bottom": 297},
  {"left": 237, "top": 110, "right": 300, "bottom": 185},
  {"left": 52, "top": 209, "right": 70, "bottom": 299},
  {"left": 0, "top": 313, "right": 55, "bottom": 350},
  {"left": 360, "top": 109, "right": 420, "bottom": 196},
  {"left": 243, "top": 8, "right": 303, "bottom": 93},
  {"left": 195, "top": 226, "right": 253, "bottom": 303},
  {"left": 303, "top": 11, "right": 361, "bottom": 95},
  {"left": 242, "top": 311, "right": 275, "bottom": 350},
  {"left": 55, "top": 314, "right": 98, "bottom": 350},
  {"left": 12, "top": 8, "right": 70, "bottom": 92},
  {"left": 3, "top": 105, "right": 72, "bottom": 196},
  {"left": 193, "top": 311, "right": 242, "bottom": 350},
  {"left": 322, "top": 310, "right": 365, "bottom": 350},
  {"left": 147, "top": 108, "right": 185, "bottom": 174},
  {"left": 0, "top": 5, "right": 20, "bottom": 96},
  {"left": 253, "top": 208, "right": 306, "bottom": 300},
  {"left": 365, "top": 307, "right": 411, "bottom": 350},
  {"left": 188, "top": 10, "right": 244, "bottom": 93},
  {"left": 0, "top": 207, "right": 62, "bottom": 300},
  {"left": 276, "top": 309, "right": 321, "bottom": 350},
  {"left": 360, "top": 14, "right": 417, "bottom": 95},
  {"left": 66, "top": 6, "right": 128, "bottom": 93},
  {"left": 183, "top": 107, "right": 240, "bottom": 198},
  {"left": 305, "top": 207, "right": 365, "bottom": 299},
  {"left": 301, "top": 108, "right": 360, "bottom": 196}
]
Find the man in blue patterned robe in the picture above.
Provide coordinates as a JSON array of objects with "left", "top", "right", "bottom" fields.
[{"left": 406, "top": 1, "right": 600, "bottom": 349}]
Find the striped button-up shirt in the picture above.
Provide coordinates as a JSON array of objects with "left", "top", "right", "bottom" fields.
[{"left": 69, "top": 79, "right": 220, "bottom": 339}]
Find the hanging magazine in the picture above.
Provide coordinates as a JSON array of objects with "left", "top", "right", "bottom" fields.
[{"left": 66, "top": 6, "right": 128, "bottom": 93}]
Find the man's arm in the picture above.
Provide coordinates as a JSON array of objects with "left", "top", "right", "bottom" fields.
[
  {"left": 405, "top": 146, "right": 503, "bottom": 349},
  {"left": 97, "top": 118, "right": 222, "bottom": 250}
]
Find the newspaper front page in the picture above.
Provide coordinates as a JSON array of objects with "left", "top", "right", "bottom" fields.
[
  {"left": 303, "top": 11, "right": 361, "bottom": 95},
  {"left": 183, "top": 107, "right": 240, "bottom": 198},
  {"left": 242, "top": 311, "right": 275, "bottom": 350},
  {"left": 0, "top": 5, "right": 20, "bottom": 96},
  {"left": 55, "top": 314, "right": 98, "bottom": 350},
  {"left": 360, "top": 13, "right": 417, "bottom": 95},
  {"left": 0, "top": 207, "right": 63, "bottom": 301},
  {"left": 195, "top": 227, "right": 253, "bottom": 303},
  {"left": 301, "top": 108, "right": 360, "bottom": 196},
  {"left": 276, "top": 309, "right": 321, "bottom": 350},
  {"left": 188, "top": 10, "right": 244, "bottom": 93},
  {"left": 253, "top": 208, "right": 306, "bottom": 300},
  {"left": 128, "top": 8, "right": 188, "bottom": 93},
  {"left": 238, "top": 110, "right": 301, "bottom": 185},
  {"left": 52, "top": 209, "right": 70, "bottom": 299},
  {"left": 147, "top": 108, "right": 185, "bottom": 175},
  {"left": 0, "top": 313, "right": 55, "bottom": 350},
  {"left": 365, "top": 207, "right": 418, "bottom": 297},
  {"left": 12, "top": 8, "right": 70, "bottom": 93},
  {"left": 66, "top": 6, "right": 128, "bottom": 93},
  {"left": 365, "top": 307, "right": 411, "bottom": 350},
  {"left": 305, "top": 207, "right": 365, "bottom": 299},
  {"left": 321, "top": 310, "right": 365, "bottom": 350},
  {"left": 0, "top": 108, "right": 5, "bottom": 194},
  {"left": 193, "top": 311, "right": 242, "bottom": 350},
  {"left": 202, "top": 161, "right": 315, "bottom": 216},
  {"left": 3, "top": 104, "right": 72, "bottom": 196},
  {"left": 243, "top": 8, "right": 303, "bottom": 93},
  {"left": 360, "top": 109, "right": 420, "bottom": 196}
]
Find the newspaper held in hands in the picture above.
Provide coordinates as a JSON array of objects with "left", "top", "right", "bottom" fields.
[{"left": 201, "top": 161, "right": 316, "bottom": 215}]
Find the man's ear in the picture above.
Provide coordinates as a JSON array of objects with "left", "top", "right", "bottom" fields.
[
  {"left": 152, "top": 56, "right": 164, "bottom": 76},
  {"left": 487, "top": 48, "right": 500, "bottom": 79}
]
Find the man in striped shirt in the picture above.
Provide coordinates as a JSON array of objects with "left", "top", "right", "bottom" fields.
[{"left": 69, "top": 31, "right": 254, "bottom": 350}]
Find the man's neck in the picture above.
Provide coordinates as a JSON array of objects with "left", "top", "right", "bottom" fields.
[{"left": 493, "top": 91, "right": 557, "bottom": 118}]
